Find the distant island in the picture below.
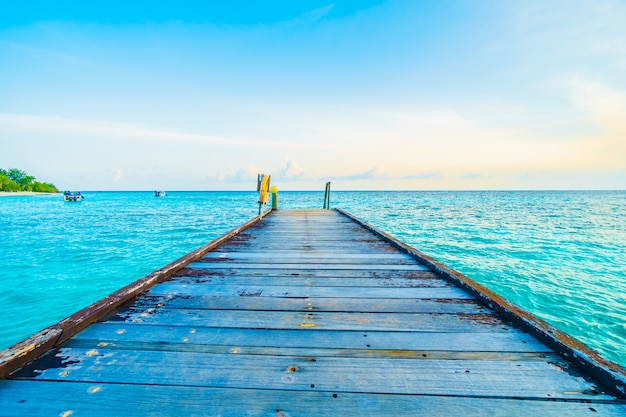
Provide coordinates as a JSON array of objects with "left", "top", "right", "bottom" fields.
[{"left": 0, "top": 168, "right": 59, "bottom": 193}]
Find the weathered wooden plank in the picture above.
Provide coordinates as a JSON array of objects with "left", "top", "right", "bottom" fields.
[
  {"left": 72, "top": 323, "right": 550, "bottom": 352},
  {"left": 133, "top": 294, "right": 483, "bottom": 313},
  {"left": 201, "top": 254, "right": 420, "bottom": 265},
  {"left": 175, "top": 268, "right": 434, "bottom": 279},
  {"left": 204, "top": 252, "right": 415, "bottom": 260},
  {"left": 218, "top": 244, "right": 400, "bottom": 254},
  {"left": 109, "top": 308, "right": 507, "bottom": 332},
  {"left": 64, "top": 338, "right": 561, "bottom": 361},
  {"left": 169, "top": 273, "right": 450, "bottom": 288},
  {"left": 240, "top": 228, "right": 373, "bottom": 233},
  {"left": 0, "top": 329, "right": 61, "bottom": 379},
  {"left": 72, "top": 341, "right": 556, "bottom": 363},
  {"left": 199, "top": 258, "right": 420, "bottom": 265},
  {"left": 230, "top": 232, "right": 385, "bottom": 239},
  {"left": 13, "top": 348, "right": 611, "bottom": 400},
  {"left": 222, "top": 242, "right": 394, "bottom": 250},
  {"left": 190, "top": 262, "right": 430, "bottom": 271},
  {"left": 147, "top": 283, "right": 472, "bottom": 299},
  {"left": 2, "top": 380, "right": 623, "bottom": 417},
  {"left": 218, "top": 240, "right": 402, "bottom": 251}
]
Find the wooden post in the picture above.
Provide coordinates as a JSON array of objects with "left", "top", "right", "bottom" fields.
[
  {"left": 323, "top": 181, "right": 331, "bottom": 209},
  {"left": 270, "top": 185, "right": 278, "bottom": 210}
]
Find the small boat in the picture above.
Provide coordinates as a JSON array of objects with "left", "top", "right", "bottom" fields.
[
  {"left": 63, "top": 191, "right": 84, "bottom": 202},
  {"left": 154, "top": 190, "right": 166, "bottom": 197}
]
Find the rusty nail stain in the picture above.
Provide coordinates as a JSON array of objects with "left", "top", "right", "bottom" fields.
[{"left": 286, "top": 366, "right": 298, "bottom": 372}]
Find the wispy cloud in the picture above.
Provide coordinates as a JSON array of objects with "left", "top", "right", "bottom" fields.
[
  {"left": 0, "top": 113, "right": 320, "bottom": 150},
  {"left": 333, "top": 167, "right": 387, "bottom": 181},
  {"left": 210, "top": 164, "right": 261, "bottom": 183},
  {"left": 462, "top": 173, "right": 483, "bottom": 179},
  {"left": 321, "top": 166, "right": 441, "bottom": 182},
  {"left": 292, "top": 4, "right": 335, "bottom": 25},
  {"left": 307, "top": 4, "right": 335, "bottom": 20},
  {"left": 400, "top": 172, "right": 442, "bottom": 180},
  {"left": 1, "top": 39, "right": 97, "bottom": 67}
]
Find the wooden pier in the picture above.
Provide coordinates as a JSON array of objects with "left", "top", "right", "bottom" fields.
[{"left": 1, "top": 209, "right": 625, "bottom": 415}]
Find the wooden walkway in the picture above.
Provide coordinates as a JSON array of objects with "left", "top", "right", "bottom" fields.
[{"left": 1, "top": 209, "right": 625, "bottom": 415}]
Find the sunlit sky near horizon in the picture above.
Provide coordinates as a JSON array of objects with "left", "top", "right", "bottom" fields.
[{"left": 1, "top": 0, "right": 625, "bottom": 190}]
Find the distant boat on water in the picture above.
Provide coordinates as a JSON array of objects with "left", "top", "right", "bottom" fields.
[
  {"left": 153, "top": 190, "right": 166, "bottom": 197},
  {"left": 63, "top": 191, "right": 84, "bottom": 202}
]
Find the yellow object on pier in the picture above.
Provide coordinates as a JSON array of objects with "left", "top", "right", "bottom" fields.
[
  {"left": 270, "top": 185, "right": 279, "bottom": 210},
  {"left": 257, "top": 174, "right": 270, "bottom": 215}
]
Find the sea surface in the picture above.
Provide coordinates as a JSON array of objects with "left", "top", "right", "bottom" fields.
[{"left": 1, "top": 191, "right": 625, "bottom": 368}]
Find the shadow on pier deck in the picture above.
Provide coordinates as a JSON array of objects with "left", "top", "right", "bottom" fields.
[{"left": 1, "top": 209, "right": 625, "bottom": 416}]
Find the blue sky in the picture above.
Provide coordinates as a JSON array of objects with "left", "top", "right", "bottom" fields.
[{"left": 1, "top": 0, "right": 625, "bottom": 190}]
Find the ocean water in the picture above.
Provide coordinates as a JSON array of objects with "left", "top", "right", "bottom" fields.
[{"left": 0, "top": 190, "right": 624, "bottom": 369}]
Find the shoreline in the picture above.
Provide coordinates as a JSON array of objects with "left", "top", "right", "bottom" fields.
[{"left": 0, "top": 191, "right": 59, "bottom": 197}]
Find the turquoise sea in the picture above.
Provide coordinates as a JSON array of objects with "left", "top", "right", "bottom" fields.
[{"left": 1, "top": 191, "right": 625, "bottom": 368}]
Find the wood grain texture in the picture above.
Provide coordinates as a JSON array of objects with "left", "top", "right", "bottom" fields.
[
  {"left": 13, "top": 347, "right": 612, "bottom": 400},
  {"left": 2, "top": 380, "right": 624, "bottom": 417},
  {"left": 132, "top": 294, "right": 484, "bottom": 313}
]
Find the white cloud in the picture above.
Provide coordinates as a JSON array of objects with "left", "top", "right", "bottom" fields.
[
  {"left": 0, "top": 113, "right": 317, "bottom": 150},
  {"left": 112, "top": 169, "right": 124, "bottom": 182},
  {"left": 568, "top": 77, "right": 626, "bottom": 133},
  {"left": 278, "top": 159, "right": 303, "bottom": 179},
  {"left": 213, "top": 164, "right": 261, "bottom": 183}
]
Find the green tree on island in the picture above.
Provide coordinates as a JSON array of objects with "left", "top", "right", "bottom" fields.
[{"left": 0, "top": 168, "right": 59, "bottom": 193}]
